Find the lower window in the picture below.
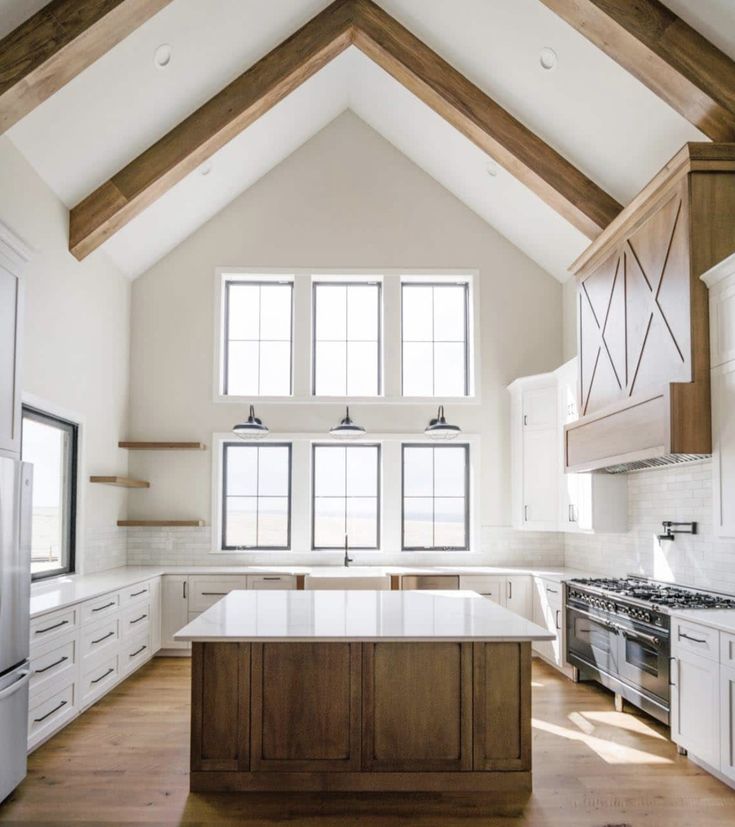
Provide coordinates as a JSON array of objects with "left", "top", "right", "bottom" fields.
[
  {"left": 402, "top": 444, "right": 469, "bottom": 550},
  {"left": 21, "top": 406, "right": 78, "bottom": 580},
  {"left": 222, "top": 443, "right": 291, "bottom": 549}
]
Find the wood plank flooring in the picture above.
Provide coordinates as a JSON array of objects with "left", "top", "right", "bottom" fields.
[{"left": 2, "top": 657, "right": 735, "bottom": 825}]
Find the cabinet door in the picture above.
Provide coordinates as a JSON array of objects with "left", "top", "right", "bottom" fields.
[
  {"left": 721, "top": 664, "right": 735, "bottom": 783},
  {"left": 247, "top": 575, "right": 296, "bottom": 590},
  {"left": 532, "top": 579, "right": 562, "bottom": 665},
  {"left": 0, "top": 262, "right": 21, "bottom": 457},
  {"left": 522, "top": 428, "right": 558, "bottom": 529},
  {"left": 459, "top": 575, "right": 504, "bottom": 605},
  {"left": 522, "top": 386, "right": 557, "bottom": 430},
  {"left": 713, "top": 363, "right": 735, "bottom": 538},
  {"left": 161, "top": 576, "right": 189, "bottom": 650},
  {"left": 148, "top": 578, "right": 162, "bottom": 654},
  {"left": 505, "top": 576, "right": 532, "bottom": 620},
  {"left": 671, "top": 650, "right": 720, "bottom": 767}
]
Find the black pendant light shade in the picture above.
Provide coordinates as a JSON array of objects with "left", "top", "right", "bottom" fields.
[
  {"left": 232, "top": 405, "right": 269, "bottom": 440},
  {"left": 425, "top": 405, "right": 460, "bottom": 440},
  {"left": 329, "top": 406, "right": 366, "bottom": 439}
]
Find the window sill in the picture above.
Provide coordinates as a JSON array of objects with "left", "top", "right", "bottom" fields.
[{"left": 214, "top": 395, "right": 481, "bottom": 406}]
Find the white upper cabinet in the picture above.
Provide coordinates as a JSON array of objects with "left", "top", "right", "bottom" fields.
[
  {"left": 509, "top": 361, "right": 627, "bottom": 534},
  {"left": 703, "top": 253, "right": 735, "bottom": 538}
]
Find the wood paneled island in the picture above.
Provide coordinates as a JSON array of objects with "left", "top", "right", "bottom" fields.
[{"left": 174, "top": 589, "right": 554, "bottom": 793}]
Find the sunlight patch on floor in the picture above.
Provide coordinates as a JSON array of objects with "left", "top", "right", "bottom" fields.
[
  {"left": 581, "top": 709, "right": 667, "bottom": 740},
  {"left": 532, "top": 717, "right": 673, "bottom": 765},
  {"left": 531, "top": 681, "right": 545, "bottom": 688}
]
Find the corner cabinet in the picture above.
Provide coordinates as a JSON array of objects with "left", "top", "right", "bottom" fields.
[{"left": 509, "top": 363, "right": 627, "bottom": 534}]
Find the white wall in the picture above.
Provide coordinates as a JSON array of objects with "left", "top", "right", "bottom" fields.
[
  {"left": 126, "top": 112, "right": 564, "bottom": 565},
  {"left": 562, "top": 278, "right": 577, "bottom": 363},
  {"left": 0, "top": 136, "right": 131, "bottom": 574}
]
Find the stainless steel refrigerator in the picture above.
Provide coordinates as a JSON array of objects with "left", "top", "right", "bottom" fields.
[{"left": 0, "top": 456, "right": 32, "bottom": 803}]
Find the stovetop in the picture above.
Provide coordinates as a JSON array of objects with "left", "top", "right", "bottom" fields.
[{"left": 569, "top": 577, "right": 735, "bottom": 610}]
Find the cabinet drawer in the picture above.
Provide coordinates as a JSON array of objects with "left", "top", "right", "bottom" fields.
[
  {"left": 30, "top": 634, "right": 77, "bottom": 699},
  {"left": 188, "top": 576, "right": 249, "bottom": 612},
  {"left": 121, "top": 581, "right": 151, "bottom": 605},
  {"left": 248, "top": 575, "right": 297, "bottom": 590},
  {"left": 721, "top": 632, "right": 735, "bottom": 667},
  {"left": 81, "top": 617, "right": 120, "bottom": 662},
  {"left": 672, "top": 619, "right": 719, "bottom": 660},
  {"left": 81, "top": 655, "right": 119, "bottom": 706},
  {"left": 30, "top": 606, "right": 79, "bottom": 651},
  {"left": 121, "top": 632, "right": 151, "bottom": 676},
  {"left": 81, "top": 592, "right": 120, "bottom": 624},
  {"left": 120, "top": 602, "right": 150, "bottom": 639},
  {"left": 28, "top": 681, "right": 76, "bottom": 748}
]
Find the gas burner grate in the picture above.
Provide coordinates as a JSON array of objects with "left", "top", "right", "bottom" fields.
[{"left": 569, "top": 577, "right": 735, "bottom": 610}]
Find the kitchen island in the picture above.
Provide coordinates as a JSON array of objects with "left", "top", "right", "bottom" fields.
[{"left": 174, "top": 589, "right": 554, "bottom": 793}]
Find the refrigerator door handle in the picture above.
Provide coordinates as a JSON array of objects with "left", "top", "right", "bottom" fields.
[{"left": 0, "top": 668, "right": 30, "bottom": 701}]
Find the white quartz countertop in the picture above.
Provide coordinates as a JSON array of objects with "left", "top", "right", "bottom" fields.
[
  {"left": 174, "top": 589, "right": 557, "bottom": 642},
  {"left": 670, "top": 608, "right": 735, "bottom": 636}
]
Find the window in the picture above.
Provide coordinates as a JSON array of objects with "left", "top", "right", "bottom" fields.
[
  {"left": 222, "top": 443, "right": 291, "bottom": 549},
  {"left": 312, "top": 444, "right": 380, "bottom": 549},
  {"left": 402, "top": 282, "right": 469, "bottom": 396},
  {"left": 402, "top": 444, "right": 469, "bottom": 550},
  {"left": 312, "top": 281, "right": 381, "bottom": 396},
  {"left": 224, "top": 279, "right": 293, "bottom": 396},
  {"left": 21, "top": 407, "right": 77, "bottom": 580}
]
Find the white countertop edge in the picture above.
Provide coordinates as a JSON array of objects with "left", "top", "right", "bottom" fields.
[
  {"left": 670, "top": 608, "right": 735, "bottom": 636},
  {"left": 174, "top": 634, "right": 556, "bottom": 643}
]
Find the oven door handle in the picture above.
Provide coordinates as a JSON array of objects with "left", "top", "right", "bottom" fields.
[
  {"left": 568, "top": 606, "right": 620, "bottom": 632},
  {"left": 617, "top": 627, "right": 661, "bottom": 646}
]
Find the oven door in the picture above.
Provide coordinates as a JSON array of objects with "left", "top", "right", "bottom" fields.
[
  {"left": 616, "top": 623, "right": 669, "bottom": 704},
  {"left": 566, "top": 606, "right": 619, "bottom": 676}
]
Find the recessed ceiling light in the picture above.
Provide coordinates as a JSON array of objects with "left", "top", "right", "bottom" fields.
[
  {"left": 539, "top": 47, "right": 557, "bottom": 70},
  {"left": 200, "top": 162, "right": 212, "bottom": 176},
  {"left": 154, "top": 44, "right": 172, "bottom": 69},
  {"left": 486, "top": 161, "right": 499, "bottom": 177}
]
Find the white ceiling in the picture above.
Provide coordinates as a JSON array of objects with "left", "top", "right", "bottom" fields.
[{"left": 1, "top": 0, "right": 721, "bottom": 282}]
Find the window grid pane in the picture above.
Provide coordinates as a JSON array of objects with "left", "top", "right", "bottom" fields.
[
  {"left": 402, "top": 444, "right": 468, "bottom": 550},
  {"left": 312, "top": 444, "right": 380, "bottom": 548},
  {"left": 22, "top": 407, "right": 77, "bottom": 580},
  {"left": 223, "top": 443, "right": 291, "bottom": 549},
  {"left": 401, "top": 283, "right": 469, "bottom": 397},
  {"left": 313, "top": 282, "right": 381, "bottom": 396},
  {"left": 225, "top": 281, "right": 293, "bottom": 396}
]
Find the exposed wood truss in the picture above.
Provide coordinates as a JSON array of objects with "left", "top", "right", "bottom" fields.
[
  {"left": 540, "top": 0, "right": 735, "bottom": 142},
  {"left": 0, "top": 0, "right": 173, "bottom": 134},
  {"left": 68, "top": 0, "right": 623, "bottom": 260}
]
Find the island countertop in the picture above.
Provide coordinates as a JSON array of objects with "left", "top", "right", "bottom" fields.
[{"left": 174, "top": 589, "right": 555, "bottom": 643}]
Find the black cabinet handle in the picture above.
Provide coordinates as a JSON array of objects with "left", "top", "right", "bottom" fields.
[
  {"left": 91, "top": 631, "right": 115, "bottom": 645},
  {"left": 129, "top": 645, "right": 147, "bottom": 658},
  {"left": 130, "top": 589, "right": 147, "bottom": 598},
  {"left": 34, "top": 699, "right": 67, "bottom": 723},
  {"left": 91, "top": 668, "right": 114, "bottom": 685},
  {"left": 130, "top": 614, "right": 147, "bottom": 624},
  {"left": 36, "top": 619, "right": 69, "bottom": 634},
  {"left": 92, "top": 601, "right": 115, "bottom": 613},
  {"left": 679, "top": 632, "right": 707, "bottom": 644},
  {"left": 201, "top": 592, "right": 228, "bottom": 596},
  {"left": 34, "top": 656, "right": 69, "bottom": 675}
]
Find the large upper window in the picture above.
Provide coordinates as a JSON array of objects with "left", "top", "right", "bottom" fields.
[
  {"left": 312, "top": 444, "right": 380, "bottom": 549},
  {"left": 22, "top": 406, "right": 78, "bottom": 580},
  {"left": 401, "top": 282, "right": 469, "bottom": 397},
  {"left": 223, "top": 279, "right": 293, "bottom": 396},
  {"left": 312, "top": 281, "right": 381, "bottom": 396},
  {"left": 222, "top": 443, "right": 291, "bottom": 549},
  {"left": 402, "top": 444, "right": 469, "bottom": 550}
]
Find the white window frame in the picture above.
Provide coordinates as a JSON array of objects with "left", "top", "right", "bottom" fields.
[
  {"left": 213, "top": 268, "right": 480, "bottom": 404},
  {"left": 211, "top": 432, "right": 479, "bottom": 555}
]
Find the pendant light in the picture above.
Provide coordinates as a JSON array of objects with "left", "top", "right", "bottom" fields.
[
  {"left": 232, "top": 405, "right": 269, "bottom": 440},
  {"left": 329, "top": 407, "right": 366, "bottom": 439},
  {"left": 424, "top": 405, "right": 460, "bottom": 440}
]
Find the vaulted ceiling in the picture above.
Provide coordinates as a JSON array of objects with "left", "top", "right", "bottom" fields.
[{"left": 1, "top": 0, "right": 733, "bottom": 282}]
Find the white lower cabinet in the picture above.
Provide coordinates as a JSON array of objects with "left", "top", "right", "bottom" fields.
[
  {"left": 161, "top": 575, "right": 190, "bottom": 650},
  {"left": 28, "top": 681, "right": 76, "bottom": 751},
  {"left": 459, "top": 575, "right": 531, "bottom": 619},
  {"left": 721, "top": 665, "right": 735, "bottom": 783}
]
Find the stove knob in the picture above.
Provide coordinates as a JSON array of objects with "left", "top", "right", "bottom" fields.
[
  {"left": 607, "top": 601, "right": 615, "bottom": 612},
  {"left": 643, "top": 612, "right": 651, "bottom": 623}
]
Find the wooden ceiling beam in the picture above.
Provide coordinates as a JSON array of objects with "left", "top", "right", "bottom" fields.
[
  {"left": 540, "top": 0, "right": 735, "bottom": 142},
  {"left": 69, "top": 0, "right": 623, "bottom": 261},
  {"left": 0, "top": 0, "right": 173, "bottom": 134}
]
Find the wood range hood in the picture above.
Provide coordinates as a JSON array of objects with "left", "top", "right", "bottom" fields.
[{"left": 565, "top": 143, "right": 735, "bottom": 473}]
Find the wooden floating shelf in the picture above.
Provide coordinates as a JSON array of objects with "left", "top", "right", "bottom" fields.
[
  {"left": 119, "top": 441, "right": 206, "bottom": 451},
  {"left": 117, "top": 520, "right": 205, "bottom": 528},
  {"left": 90, "top": 476, "right": 150, "bottom": 489}
]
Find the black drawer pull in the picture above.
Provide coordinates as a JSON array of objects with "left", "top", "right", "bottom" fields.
[
  {"left": 262, "top": 577, "right": 280, "bottom": 581},
  {"left": 91, "top": 631, "right": 115, "bottom": 645},
  {"left": 201, "top": 592, "right": 228, "bottom": 596},
  {"left": 130, "top": 614, "right": 147, "bottom": 625},
  {"left": 91, "top": 601, "right": 116, "bottom": 613},
  {"left": 129, "top": 645, "right": 147, "bottom": 658},
  {"left": 679, "top": 632, "right": 707, "bottom": 644},
  {"left": 34, "top": 699, "right": 67, "bottom": 723},
  {"left": 34, "top": 656, "right": 69, "bottom": 675},
  {"left": 91, "top": 667, "right": 114, "bottom": 685},
  {"left": 36, "top": 619, "right": 69, "bottom": 634},
  {"left": 130, "top": 589, "right": 147, "bottom": 597}
]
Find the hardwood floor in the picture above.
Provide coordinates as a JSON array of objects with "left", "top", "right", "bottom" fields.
[{"left": 2, "top": 657, "right": 735, "bottom": 825}]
